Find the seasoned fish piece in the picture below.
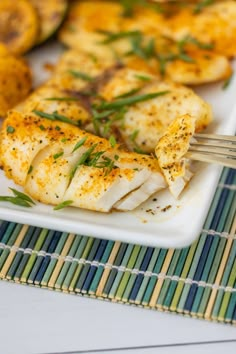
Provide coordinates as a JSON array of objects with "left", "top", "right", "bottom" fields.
[
  {"left": 99, "top": 70, "right": 212, "bottom": 153},
  {"left": 59, "top": 1, "right": 232, "bottom": 85},
  {"left": 0, "top": 110, "right": 76, "bottom": 185},
  {"left": 168, "top": 1, "right": 236, "bottom": 58},
  {"left": 164, "top": 49, "right": 232, "bottom": 85},
  {"left": 0, "top": 111, "right": 166, "bottom": 212},
  {"left": 155, "top": 114, "right": 195, "bottom": 198},
  {"left": 58, "top": 0, "right": 127, "bottom": 56},
  {"left": 63, "top": 162, "right": 159, "bottom": 212},
  {"left": 121, "top": 4, "right": 167, "bottom": 36},
  {"left": 15, "top": 85, "right": 91, "bottom": 127},
  {"left": 49, "top": 49, "right": 118, "bottom": 91},
  {"left": 99, "top": 67, "right": 154, "bottom": 102}
]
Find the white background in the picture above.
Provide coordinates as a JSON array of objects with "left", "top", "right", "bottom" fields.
[{"left": 0, "top": 281, "right": 235, "bottom": 354}]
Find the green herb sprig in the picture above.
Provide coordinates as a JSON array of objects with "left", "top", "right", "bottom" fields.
[
  {"left": 72, "top": 136, "right": 88, "bottom": 153},
  {"left": 68, "top": 70, "right": 94, "bottom": 82},
  {"left": 222, "top": 73, "right": 234, "bottom": 90},
  {"left": 70, "top": 143, "right": 98, "bottom": 178},
  {"left": 194, "top": 0, "right": 214, "bottom": 14},
  {"left": 0, "top": 188, "right": 36, "bottom": 208},
  {"left": 91, "top": 91, "right": 168, "bottom": 137},
  {"left": 130, "top": 129, "right": 147, "bottom": 154},
  {"left": 98, "top": 30, "right": 140, "bottom": 44},
  {"left": 33, "top": 110, "right": 79, "bottom": 127},
  {"left": 95, "top": 91, "right": 169, "bottom": 110},
  {"left": 54, "top": 200, "right": 73, "bottom": 210}
]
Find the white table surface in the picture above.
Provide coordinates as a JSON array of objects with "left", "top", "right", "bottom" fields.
[{"left": 0, "top": 281, "right": 235, "bottom": 354}]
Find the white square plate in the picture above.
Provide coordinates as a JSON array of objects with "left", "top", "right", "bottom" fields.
[{"left": 0, "top": 43, "right": 235, "bottom": 248}]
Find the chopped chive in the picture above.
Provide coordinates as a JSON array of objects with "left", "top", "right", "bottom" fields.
[
  {"left": 9, "top": 188, "right": 36, "bottom": 204},
  {"left": 89, "top": 155, "right": 116, "bottom": 175},
  {"left": 68, "top": 70, "right": 94, "bottom": 81},
  {"left": 109, "top": 135, "right": 117, "bottom": 147},
  {"left": 115, "top": 88, "right": 141, "bottom": 99},
  {"left": 120, "top": 0, "right": 135, "bottom": 17},
  {"left": 33, "top": 110, "right": 58, "bottom": 120},
  {"left": 0, "top": 196, "right": 32, "bottom": 208},
  {"left": 52, "top": 112, "right": 78, "bottom": 126},
  {"left": 33, "top": 110, "right": 79, "bottom": 126},
  {"left": 178, "top": 52, "right": 195, "bottom": 63},
  {"left": 87, "top": 151, "right": 105, "bottom": 167},
  {"left": 194, "top": 0, "right": 214, "bottom": 14},
  {"left": 39, "top": 124, "right": 46, "bottom": 131},
  {"left": 133, "top": 146, "right": 147, "bottom": 154},
  {"left": 98, "top": 30, "right": 140, "bottom": 44},
  {"left": 28, "top": 165, "right": 33, "bottom": 174},
  {"left": 97, "top": 91, "right": 169, "bottom": 110},
  {"left": 130, "top": 129, "right": 139, "bottom": 141},
  {"left": 222, "top": 73, "right": 233, "bottom": 90},
  {"left": 53, "top": 151, "right": 64, "bottom": 160},
  {"left": 7, "top": 126, "right": 15, "bottom": 133},
  {"left": 92, "top": 108, "right": 115, "bottom": 120},
  {"left": 72, "top": 136, "right": 88, "bottom": 153},
  {"left": 178, "top": 36, "right": 214, "bottom": 51},
  {"left": 0, "top": 188, "right": 36, "bottom": 208},
  {"left": 135, "top": 74, "right": 152, "bottom": 81},
  {"left": 54, "top": 200, "right": 73, "bottom": 210},
  {"left": 70, "top": 143, "right": 98, "bottom": 178},
  {"left": 55, "top": 126, "right": 61, "bottom": 131},
  {"left": 61, "top": 137, "right": 68, "bottom": 143},
  {"left": 88, "top": 53, "right": 98, "bottom": 63}
]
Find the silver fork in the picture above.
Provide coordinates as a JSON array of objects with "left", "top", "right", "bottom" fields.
[{"left": 186, "top": 133, "right": 236, "bottom": 169}]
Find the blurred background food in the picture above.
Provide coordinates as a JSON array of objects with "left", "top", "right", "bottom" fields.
[
  {"left": 0, "top": 0, "right": 235, "bottom": 117},
  {"left": 0, "top": 43, "right": 32, "bottom": 117}
]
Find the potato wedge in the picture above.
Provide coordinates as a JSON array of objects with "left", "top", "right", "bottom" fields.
[
  {"left": 0, "top": 43, "right": 10, "bottom": 57},
  {"left": 0, "top": 56, "right": 32, "bottom": 117},
  {"left": 0, "top": 0, "right": 38, "bottom": 55},
  {"left": 30, "top": 0, "right": 68, "bottom": 45},
  {"left": 0, "top": 96, "right": 9, "bottom": 118}
]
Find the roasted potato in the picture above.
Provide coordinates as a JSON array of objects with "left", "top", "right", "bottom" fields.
[
  {"left": 0, "top": 0, "right": 39, "bottom": 55},
  {"left": 0, "top": 55, "right": 32, "bottom": 117}
]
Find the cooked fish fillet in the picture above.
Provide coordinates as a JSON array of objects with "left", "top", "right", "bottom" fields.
[
  {"left": 164, "top": 49, "right": 232, "bottom": 85},
  {"left": 99, "top": 67, "right": 155, "bottom": 102},
  {"left": 49, "top": 49, "right": 118, "bottom": 91},
  {"left": 15, "top": 85, "right": 91, "bottom": 127},
  {"left": 58, "top": 0, "right": 128, "bottom": 56},
  {"left": 155, "top": 114, "right": 195, "bottom": 198},
  {"left": 0, "top": 111, "right": 166, "bottom": 212},
  {"left": 99, "top": 69, "right": 212, "bottom": 152},
  {"left": 168, "top": 1, "right": 236, "bottom": 58},
  {"left": 120, "top": 4, "right": 167, "bottom": 36},
  {"left": 58, "top": 1, "right": 232, "bottom": 85}
]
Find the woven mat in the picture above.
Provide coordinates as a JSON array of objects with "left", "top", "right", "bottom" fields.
[{"left": 0, "top": 168, "right": 235, "bottom": 324}]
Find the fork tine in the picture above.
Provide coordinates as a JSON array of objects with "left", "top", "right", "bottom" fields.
[
  {"left": 187, "top": 133, "right": 236, "bottom": 169},
  {"left": 194, "top": 133, "right": 236, "bottom": 143},
  {"left": 189, "top": 145, "right": 236, "bottom": 158},
  {"left": 191, "top": 141, "right": 236, "bottom": 151},
  {"left": 186, "top": 151, "right": 236, "bottom": 169}
]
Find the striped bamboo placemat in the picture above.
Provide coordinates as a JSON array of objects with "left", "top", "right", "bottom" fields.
[{"left": 0, "top": 168, "right": 235, "bottom": 324}]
